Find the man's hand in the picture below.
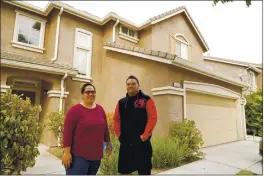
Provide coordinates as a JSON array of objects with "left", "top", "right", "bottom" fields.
[
  {"left": 140, "top": 135, "right": 148, "bottom": 142},
  {"left": 106, "top": 142, "right": 112, "bottom": 157},
  {"left": 61, "top": 152, "right": 72, "bottom": 169}
]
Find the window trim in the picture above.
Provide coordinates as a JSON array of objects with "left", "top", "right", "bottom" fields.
[
  {"left": 174, "top": 33, "right": 190, "bottom": 60},
  {"left": 119, "top": 25, "right": 139, "bottom": 43},
  {"left": 73, "top": 28, "right": 93, "bottom": 80},
  {"left": 12, "top": 9, "right": 47, "bottom": 53}
]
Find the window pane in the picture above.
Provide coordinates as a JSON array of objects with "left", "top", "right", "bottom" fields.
[
  {"left": 78, "top": 32, "right": 90, "bottom": 47},
  {"left": 175, "top": 42, "right": 181, "bottom": 56},
  {"left": 31, "top": 20, "right": 41, "bottom": 30},
  {"left": 29, "top": 37, "right": 39, "bottom": 46},
  {"left": 30, "top": 28, "right": 40, "bottom": 38},
  {"left": 18, "top": 26, "right": 29, "bottom": 36},
  {"left": 74, "top": 48, "right": 88, "bottom": 76},
  {"left": 129, "top": 30, "right": 135, "bottom": 37},
  {"left": 181, "top": 43, "right": 188, "bottom": 60},
  {"left": 121, "top": 27, "right": 128, "bottom": 34},
  {"left": 18, "top": 34, "right": 29, "bottom": 44},
  {"left": 19, "top": 15, "right": 30, "bottom": 27}
]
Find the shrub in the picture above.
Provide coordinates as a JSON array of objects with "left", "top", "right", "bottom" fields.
[
  {"left": 46, "top": 109, "right": 64, "bottom": 147},
  {"left": 169, "top": 119, "right": 204, "bottom": 159},
  {"left": 0, "top": 90, "right": 43, "bottom": 175},
  {"left": 245, "top": 89, "right": 263, "bottom": 137},
  {"left": 152, "top": 136, "right": 188, "bottom": 168},
  {"left": 100, "top": 112, "right": 120, "bottom": 175}
]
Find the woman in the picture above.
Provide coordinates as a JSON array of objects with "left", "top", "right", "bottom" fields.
[{"left": 62, "top": 83, "right": 112, "bottom": 175}]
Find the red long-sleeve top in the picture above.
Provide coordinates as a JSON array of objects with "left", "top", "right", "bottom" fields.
[{"left": 63, "top": 104, "right": 110, "bottom": 160}]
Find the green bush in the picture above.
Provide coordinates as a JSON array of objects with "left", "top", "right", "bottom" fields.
[
  {"left": 245, "top": 89, "right": 263, "bottom": 137},
  {"left": 169, "top": 119, "right": 204, "bottom": 159},
  {"left": 152, "top": 136, "right": 188, "bottom": 168},
  {"left": 0, "top": 90, "right": 43, "bottom": 175},
  {"left": 46, "top": 109, "right": 64, "bottom": 147}
]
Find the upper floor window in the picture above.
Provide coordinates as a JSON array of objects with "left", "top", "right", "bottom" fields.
[
  {"left": 73, "top": 28, "right": 92, "bottom": 79},
  {"left": 12, "top": 10, "right": 46, "bottom": 53},
  {"left": 174, "top": 34, "right": 189, "bottom": 60},
  {"left": 119, "top": 25, "right": 139, "bottom": 44}
]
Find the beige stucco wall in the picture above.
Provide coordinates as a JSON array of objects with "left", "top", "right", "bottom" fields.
[
  {"left": 256, "top": 69, "right": 263, "bottom": 90},
  {"left": 0, "top": 2, "right": 55, "bottom": 59},
  {"left": 151, "top": 13, "right": 205, "bottom": 65},
  {"left": 204, "top": 60, "right": 247, "bottom": 80},
  {"left": 103, "top": 20, "right": 114, "bottom": 43},
  {"left": 137, "top": 26, "right": 152, "bottom": 49},
  {"left": 152, "top": 94, "right": 183, "bottom": 137}
]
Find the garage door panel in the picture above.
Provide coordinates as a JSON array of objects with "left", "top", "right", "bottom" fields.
[{"left": 186, "top": 92, "right": 238, "bottom": 147}]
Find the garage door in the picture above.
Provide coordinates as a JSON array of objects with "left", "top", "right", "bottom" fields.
[{"left": 186, "top": 91, "right": 238, "bottom": 147}]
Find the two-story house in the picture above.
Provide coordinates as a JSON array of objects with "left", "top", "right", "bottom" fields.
[{"left": 1, "top": 1, "right": 257, "bottom": 147}]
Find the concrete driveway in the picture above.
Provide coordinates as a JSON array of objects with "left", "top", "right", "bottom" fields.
[{"left": 159, "top": 140, "right": 263, "bottom": 174}]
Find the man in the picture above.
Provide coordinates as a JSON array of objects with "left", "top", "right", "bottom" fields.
[{"left": 113, "top": 75, "right": 158, "bottom": 175}]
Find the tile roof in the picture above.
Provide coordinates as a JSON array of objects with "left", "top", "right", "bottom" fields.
[
  {"left": 1, "top": 50, "right": 76, "bottom": 71},
  {"left": 103, "top": 42, "right": 249, "bottom": 88}
]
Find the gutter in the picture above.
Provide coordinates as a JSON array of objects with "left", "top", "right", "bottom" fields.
[
  {"left": 112, "top": 19, "right": 120, "bottom": 43},
  {"left": 59, "top": 73, "right": 68, "bottom": 111},
  {"left": 51, "top": 7, "right": 64, "bottom": 62}
]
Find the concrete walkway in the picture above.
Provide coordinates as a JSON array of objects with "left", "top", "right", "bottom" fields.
[
  {"left": 159, "top": 140, "right": 263, "bottom": 174},
  {"left": 22, "top": 144, "right": 65, "bottom": 175}
]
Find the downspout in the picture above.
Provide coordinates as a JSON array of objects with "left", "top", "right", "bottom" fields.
[
  {"left": 58, "top": 73, "right": 67, "bottom": 147},
  {"left": 112, "top": 19, "right": 120, "bottom": 43},
  {"left": 51, "top": 7, "right": 64, "bottom": 62},
  {"left": 241, "top": 87, "right": 248, "bottom": 140}
]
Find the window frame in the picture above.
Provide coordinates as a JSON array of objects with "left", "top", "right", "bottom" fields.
[
  {"left": 174, "top": 34, "right": 189, "bottom": 60},
  {"left": 119, "top": 25, "right": 139, "bottom": 43},
  {"left": 73, "top": 28, "right": 93, "bottom": 80},
  {"left": 12, "top": 9, "right": 46, "bottom": 53}
]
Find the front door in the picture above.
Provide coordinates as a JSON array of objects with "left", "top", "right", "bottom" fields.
[{"left": 12, "top": 90, "right": 36, "bottom": 105}]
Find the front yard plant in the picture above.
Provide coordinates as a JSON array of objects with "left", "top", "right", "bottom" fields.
[{"left": 0, "top": 90, "right": 43, "bottom": 175}]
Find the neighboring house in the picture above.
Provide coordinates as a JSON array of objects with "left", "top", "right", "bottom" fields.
[
  {"left": 1, "top": 1, "right": 256, "bottom": 147},
  {"left": 204, "top": 56, "right": 262, "bottom": 94}
]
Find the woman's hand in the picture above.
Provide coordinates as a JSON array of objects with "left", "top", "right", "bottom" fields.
[
  {"left": 106, "top": 142, "right": 112, "bottom": 157},
  {"left": 61, "top": 152, "right": 72, "bottom": 169}
]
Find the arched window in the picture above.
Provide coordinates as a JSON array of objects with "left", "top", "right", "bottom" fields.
[{"left": 174, "top": 34, "right": 189, "bottom": 60}]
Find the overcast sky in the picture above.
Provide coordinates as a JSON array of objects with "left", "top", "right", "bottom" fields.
[{"left": 26, "top": 1, "right": 262, "bottom": 64}]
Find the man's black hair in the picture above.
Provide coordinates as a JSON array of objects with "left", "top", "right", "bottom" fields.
[
  {"left": 126, "top": 75, "right": 140, "bottom": 85},
  {"left": 81, "top": 83, "right": 96, "bottom": 94}
]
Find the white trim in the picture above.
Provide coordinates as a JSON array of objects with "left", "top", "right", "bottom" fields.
[
  {"left": 47, "top": 90, "right": 69, "bottom": 98},
  {"left": 1, "top": 85, "right": 11, "bottom": 93},
  {"left": 184, "top": 81, "right": 241, "bottom": 99},
  {"left": 73, "top": 28, "right": 93, "bottom": 79},
  {"left": 1, "top": 58, "right": 77, "bottom": 76},
  {"left": 151, "top": 9, "right": 185, "bottom": 25},
  {"left": 204, "top": 57, "right": 262, "bottom": 70},
  {"left": 104, "top": 46, "right": 171, "bottom": 64},
  {"left": 11, "top": 41, "right": 45, "bottom": 53},
  {"left": 72, "top": 77, "right": 92, "bottom": 82},
  {"left": 151, "top": 86, "right": 185, "bottom": 96},
  {"left": 119, "top": 34, "right": 139, "bottom": 44},
  {"left": 174, "top": 33, "right": 189, "bottom": 45},
  {"left": 12, "top": 9, "right": 46, "bottom": 52}
]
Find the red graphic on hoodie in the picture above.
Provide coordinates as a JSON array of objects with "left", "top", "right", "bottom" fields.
[{"left": 134, "top": 99, "right": 147, "bottom": 108}]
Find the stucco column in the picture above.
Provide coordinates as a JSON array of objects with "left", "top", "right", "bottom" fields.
[
  {"left": 240, "top": 98, "right": 247, "bottom": 140},
  {"left": 40, "top": 90, "right": 69, "bottom": 147},
  {"left": 151, "top": 86, "right": 185, "bottom": 137},
  {"left": 1, "top": 85, "right": 11, "bottom": 93}
]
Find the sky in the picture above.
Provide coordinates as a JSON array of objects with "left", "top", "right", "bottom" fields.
[{"left": 26, "top": 1, "right": 263, "bottom": 64}]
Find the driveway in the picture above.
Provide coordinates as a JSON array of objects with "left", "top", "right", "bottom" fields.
[{"left": 159, "top": 140, "right": 263, "bottom": 174}]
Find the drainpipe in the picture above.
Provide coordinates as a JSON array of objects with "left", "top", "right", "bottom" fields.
[
  {"left": 59, "top": 73, "right": 68, "bottom": 111},
  {"left": 51, "top": 7, "right": 64, "bottom": 62},
  {"left": 112, "top": 19, "right": 120, "bottom": 43},
  {"left": 58, "top": 73, "right": 67, "bottom": 147}
]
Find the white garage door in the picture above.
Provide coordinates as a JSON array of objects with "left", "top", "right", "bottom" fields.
[{"left": 186, "top": 91, "right": 238, "bottom": 147}]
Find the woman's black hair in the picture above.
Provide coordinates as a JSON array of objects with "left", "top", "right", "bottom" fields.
[{"left": 81, "top": 83, "right": 96, "bottom": 94}]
